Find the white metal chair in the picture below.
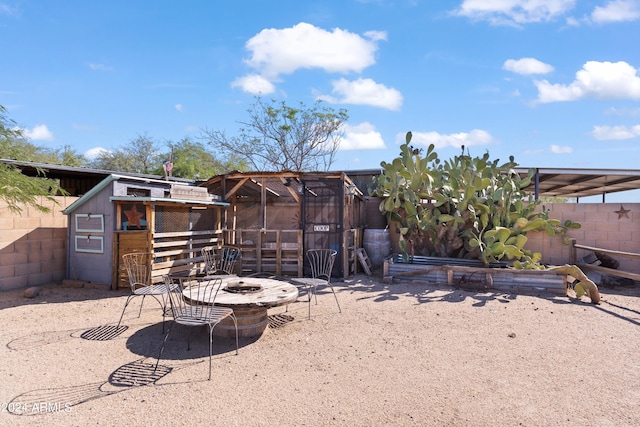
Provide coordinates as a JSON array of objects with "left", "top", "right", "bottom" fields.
[
  {"left": 290, "top": 249, "right": 341, "bottom": 319},
  {"left": 156, "top": 275, "right": 238, "bottom": 380},
  {"left": 202, "top": 245, "right": 240, "bottom": 276},
  {"left": 117, "top": 252, "right": 171, "bottom": 332}
]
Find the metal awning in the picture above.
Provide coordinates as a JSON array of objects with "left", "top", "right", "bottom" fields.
[{"left": 518, "top": 168, "right": 640, "bottom": 199}]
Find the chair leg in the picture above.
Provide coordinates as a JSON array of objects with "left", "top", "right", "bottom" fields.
[
  {"left": 155, "top": 320, "right": 174, "bottom": 373},
  {"left": 159, "top": 294, "right": 167, "bottom": 333},
  {"left": 138, "top": 295, "right": 146, "bottom": 318},
  {"left": 206, "top": 316, "right": 239, "bottom": 381},
  {"left": 208, "top": 325, "right": 213, "bottom": 381},
  {"left": 186, "top": 329, "right": 193, "bottom": 351},
  {"left": 328, "top": 283, "right": 342, "bottom": 313},
  {"left": 148, "top": 294, "right": 168, "bottom": 333},
  {"left": 116, "top": 295, "right": 135, "bottom": 329}
]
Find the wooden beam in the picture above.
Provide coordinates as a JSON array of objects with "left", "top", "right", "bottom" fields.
[
  {"left": 573, "top": 243, "right": 640, "bottom": 260},
  {"left": 280, "top": 177, "right": 300, "bottom": 203},
  {"left": 577, "top": 263, "right": 640, "bottom": 282},
  {"left": 224, "top": 177, "right": 249, "bottom": 200}
]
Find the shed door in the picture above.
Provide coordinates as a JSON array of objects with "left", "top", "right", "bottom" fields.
[{"left": 301, "top": 179, "right": 343, "bottom": 277}]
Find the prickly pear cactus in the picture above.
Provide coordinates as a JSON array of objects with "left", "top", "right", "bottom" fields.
[{"left": 372, "top": 132, "right": 580, "bottom": 267}]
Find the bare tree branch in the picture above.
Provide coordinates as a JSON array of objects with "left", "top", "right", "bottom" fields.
[{"left": 201, "top": 98, "right": 348, "bottom": 172}]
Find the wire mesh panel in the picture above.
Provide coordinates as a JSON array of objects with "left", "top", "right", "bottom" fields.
[
  {"left": 154, "top": 206, "right": 190, "bottom": 233},
  {"left": 154, "top": 206, "right": 217, "bottom": 233}
]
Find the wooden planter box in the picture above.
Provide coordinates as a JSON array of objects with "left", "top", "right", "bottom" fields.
[{"left": 383, "top": 255, "right": 568, "bottom": 295}]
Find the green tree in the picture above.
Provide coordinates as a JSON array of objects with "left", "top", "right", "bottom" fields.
[
  {"left": 202, "top": 98, "right": 348, "bottom": 172},
  {"left": 165, "top": 137, "right": 248, "bottom": 180},
  {"left": 90, "top": 134, "right": 161, "bottom": 174},
  {"left": 0, "top": 106, "right": 63, "bottom": 213},
  {"left": 53, "top": 145, "right": 88, "bottom": 167}
]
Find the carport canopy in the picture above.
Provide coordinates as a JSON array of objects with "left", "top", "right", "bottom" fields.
[{"left": 518, "top": 167, "right": 640, "bottom": 200}]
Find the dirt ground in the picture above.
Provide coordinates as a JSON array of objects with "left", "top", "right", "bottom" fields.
[{"left": 1, "top": 274, "right": 639, "bottom": 427}]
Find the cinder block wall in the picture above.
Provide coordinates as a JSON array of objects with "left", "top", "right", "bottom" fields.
[
  {"left": 0, "top": 196, "right": 78, "bottom": 291},
  {"left": 517, "top": 202, "right": 640, "bottom": 273}
]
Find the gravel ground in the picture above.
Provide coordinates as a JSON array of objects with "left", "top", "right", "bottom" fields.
[{"left": 1, "top": 275, "right": 639, "bottom": 427}]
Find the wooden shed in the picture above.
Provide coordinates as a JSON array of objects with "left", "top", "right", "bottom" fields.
[
  {"left": 202, "top": 171, "right": 366, "bottom": 278},
  {"left": 63, "top": 174, "right": 228, "bottom": 289}
]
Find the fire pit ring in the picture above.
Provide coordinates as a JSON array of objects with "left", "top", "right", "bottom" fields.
[{"left": 223, "top": 280, "right": 263, "bottom": 294}]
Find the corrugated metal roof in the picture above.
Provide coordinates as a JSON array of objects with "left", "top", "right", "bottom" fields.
[{"left": 518, "top": 167, "right": 640, "bottom": 199}]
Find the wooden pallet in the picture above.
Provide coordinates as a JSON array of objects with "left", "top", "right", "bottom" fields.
[{"left": 357, "top": 248, "right": 372, "bottom": 275}]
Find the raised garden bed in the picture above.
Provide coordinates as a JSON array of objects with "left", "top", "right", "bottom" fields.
[{"left": 383, "top": 255, "right": 568, "bottom": 295}]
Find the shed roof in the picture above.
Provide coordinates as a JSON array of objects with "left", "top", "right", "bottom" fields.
[
  {"left": 62, "top": 174, "right": 227, "bottom": 215},
  {"left": 202, "top": 171, "right": 362, "bottom": 202}
]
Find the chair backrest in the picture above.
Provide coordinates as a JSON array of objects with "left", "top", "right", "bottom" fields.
[
  {"left": 164, "top": 275, "right": 223, "bottom": 320},
  {"left": 307, "top": 249, "right": 337, "bottom": 281},
  {"left": 219, "top": 246, "right": 240, "bottom": 275},
  {"left": 201, "top": 246, "right": 240, "bottom": 275},
  {"left": 201, "top": 247, "right": 217, "bottom": 274},
  {"left": 122, "top": 252, "right": 154, "bottom": 290}
]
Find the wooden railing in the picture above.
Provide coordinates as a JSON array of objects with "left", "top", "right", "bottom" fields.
[
  {"left": 569, "top": 238, "right": 640, "bottom": 281},
  {"left": 115, "top": 227, "right": 366, "bottom": 288},
  {"left": 225, "top": 228, "right": 364, "bottom": 279},
  {"left": 224, "top": 229, "right": 303, "bottom": 277},
  {"left": 114, "top": 229, "right": 223, "bottom": 288}
]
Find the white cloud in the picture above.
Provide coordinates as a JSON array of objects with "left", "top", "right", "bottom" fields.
[
  {"left": 244, "top": 22, "right": 385, "bottom": 79},
  {"left": 604, "top": 106, "right": 640, "bottom": 116},
  {"left": 550, "top": 144, "right": 572, "bottom": 153},
  {"left": 503, "top": 58, "right": 554, "bottom": 75},
  {"left": 454, "top": 0, "right": 576, "bottom": 26},
  {"left": 591, "top": 0, "right": 640, "bottom": 23},
  {"left": 318, "top": 78, "right": 403, "bottom": 110},
  {"left": 0, "top": 3, "right": 20, "bottom": 17},
  {"left": 88, "top": 63, "right": 113, "bottom": 71},
  {"left": 231, "top": 74, "right": 276, "bottom": 95},
  {"left": 175, "top": 104, "right": 184, "bottom": 112},
  {"left": 534, "top": 61, "right": 640, "bottom": 103},
  {"left": 339, "top": 122, "right": 386, "bottom": 150},
  {"left": 592, "top": 124, "right": 640, "bottom": 140},
  {"left": 565, "top": 16, "right": 580, "bottom": 26},
  {"left": 234, "top": 22, "right": 386, "bottom": 94},
  {"left": 401, "top": 129, "right": 494, "bottom": 149},
  {"left": 19, "top": 124, "right": 54, "bottom": 141},
  {"left": 85, "top": 147, "right": 110, "bottom": 159}
]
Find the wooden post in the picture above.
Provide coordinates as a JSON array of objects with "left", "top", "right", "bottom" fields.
[
  {"left": 569, "top": 238, "right": 577, "bottom": 264},
  {"left": 257, "top": 230, "right": 264, "bottom": 274},
  {"left": 275, "top": 230, "right": 282, "bottom": 276},
  {"left": 297, "top": 230, "right": 303, "bottom": 277}
]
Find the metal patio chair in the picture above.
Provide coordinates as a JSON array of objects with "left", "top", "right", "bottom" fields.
[
  {"left": 117, "top": 252, "right": 172, "bottom": 332},
  {"left": 202, "top": 245, "right": 240, "bottom": 276},
  {"left": 156, "top": 275, "right": 239, "bottom": 380},
  {"left": 290, "top": 249, "right": 341, "bottom": 319}
]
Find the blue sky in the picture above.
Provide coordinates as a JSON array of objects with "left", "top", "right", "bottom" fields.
[{"left": 2, "top": 0, "right": 640, "bottom": 176}]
